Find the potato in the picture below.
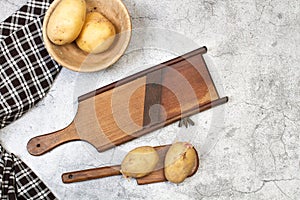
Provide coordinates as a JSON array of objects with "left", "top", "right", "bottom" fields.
[
  {"left": 121, "top": 146, "right": 159, "bottom": 178},
  {"left": 164, "top": 142, "right": 197, "bottom": 183},
  {"left": 47, "top": 0, "right": 86, "bottom": 45},
  {"left": 76, "top": 12, "right": 116, "bottom": 54}
]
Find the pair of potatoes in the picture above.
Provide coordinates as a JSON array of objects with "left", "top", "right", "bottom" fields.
[
  {"left": 47, "top": 0, "right": 116, "bottom": 53},
  {"left": 121, "top": 142, "right": 198, "bottom": 184}
]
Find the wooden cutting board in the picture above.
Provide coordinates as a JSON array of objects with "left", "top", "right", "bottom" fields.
[
  {"left": 27, "top": 47, "right": 228, "bottom": 156},
  {"left": 61, "top": 145, "right": 199, "bottom": 184}
]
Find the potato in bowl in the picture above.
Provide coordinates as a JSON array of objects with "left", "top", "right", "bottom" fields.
[
  {"left": 76, "top": 12, "right": 116, "bottom": 54},
  {"left": 47, "top": 0, "right": 86, "bottom": 45},
  {"left": 43, "top": 0, "right": 132, "bottom": 72}
]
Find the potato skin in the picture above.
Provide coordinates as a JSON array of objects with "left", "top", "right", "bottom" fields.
[
  {"left": 121, "top": 146, "right": 159, "bottom": 178},
  {"left": 76, "top": 12, "right": 116, "bottom": 54},
  {"left": 47, "top": 0, "right": 86, "bottom": 45},
  {"left": 164, "top": 142, "right": 197, "bottom": 183}
]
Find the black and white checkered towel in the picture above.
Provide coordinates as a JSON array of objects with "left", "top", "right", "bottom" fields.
[
  {"left": 0, "top": 0, "right": 61, "bottom": 199},
  {"left": 0, "top": 146, "right": 57, "bottom": 199},
  {"left": 0, "top": 0, "right": 61, "bottom": 129}
]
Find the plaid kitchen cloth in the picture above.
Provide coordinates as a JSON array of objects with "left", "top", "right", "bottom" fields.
[
  {"left": 0, "top": 146, "right": 56, "bottom": 199},
  {"left": 0, "top": 0, "right": 62, "bottom": 199},
  {"left": 0, "top": 0, "right": 61, "bottom": 129}
]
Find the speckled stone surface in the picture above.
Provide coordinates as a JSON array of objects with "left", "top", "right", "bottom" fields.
[{"left": 1, "top": 0, "right": 300, "bottom": 199}]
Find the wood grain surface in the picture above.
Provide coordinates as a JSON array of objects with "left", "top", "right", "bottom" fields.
[{"left": 27, "top": 47, "right": 228, "bottom": 156}]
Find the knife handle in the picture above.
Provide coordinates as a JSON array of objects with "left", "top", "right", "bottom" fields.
[
  {"left": 62, "top": 165, "right": 122, "bottom": 183},
  {"left": 27, "top": 123, "right": 79, "bottom": 156}
]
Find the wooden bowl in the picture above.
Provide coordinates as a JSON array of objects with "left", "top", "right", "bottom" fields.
[{"left": 43, "top": 0, "right": 132, "bottom": 72}]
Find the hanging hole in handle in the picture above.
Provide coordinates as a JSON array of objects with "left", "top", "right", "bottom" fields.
[
  {"left": 68, "top": 174, "right": 73, "bottom": 179},
  {"left": 36, "top": 144, "right": 41, "bottom": 148}
]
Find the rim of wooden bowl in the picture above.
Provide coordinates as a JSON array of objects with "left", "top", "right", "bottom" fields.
[{"left": 42, "top": 0, "right": 132, "bottom": 72}]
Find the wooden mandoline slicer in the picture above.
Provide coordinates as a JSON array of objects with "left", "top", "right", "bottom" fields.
[{"left": 27, "top": 47, "right": 228, "bottom": 156}]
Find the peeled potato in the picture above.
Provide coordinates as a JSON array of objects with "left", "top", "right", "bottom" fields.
[
  {"left": 164, "top": 142, "right": 197, "bottom": 183},
  {"left": 76, "top": 12, "right": 116, "bottom": 54},
  {"left": 121, "top": 146, "right": 159, "bottom": 178},
  {"left": 47, "top": 0, "right": 86, "bottom": 45}
]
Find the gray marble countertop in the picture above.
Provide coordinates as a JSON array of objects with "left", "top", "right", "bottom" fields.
[{"left": 1, "top": 0, "right": 300, "bottom": 199}]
